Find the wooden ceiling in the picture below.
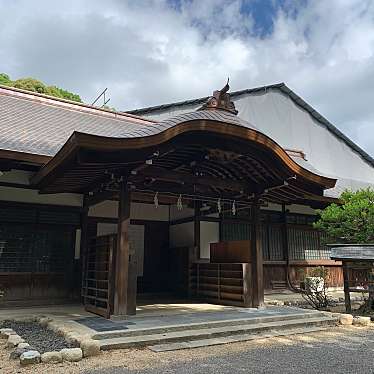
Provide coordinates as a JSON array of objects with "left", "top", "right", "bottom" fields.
[{"left": 31, "top": 125, "right": 336, "bottom": 207}]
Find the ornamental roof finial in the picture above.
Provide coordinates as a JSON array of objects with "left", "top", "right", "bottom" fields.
[{"left": 199, "top": 78, "right": 238, "bottom": 115}]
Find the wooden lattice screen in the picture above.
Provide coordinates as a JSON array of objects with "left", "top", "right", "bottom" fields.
[{"left": 82, "top": 234, "right": 116, "bottom": 318}]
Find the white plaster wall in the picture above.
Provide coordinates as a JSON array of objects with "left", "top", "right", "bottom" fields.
[
  {"left": 132, "top": 202, "right": 169, "bottom": 221},
  {"left": 261, "top": 203, "right": 315, "bottom": 215},
  {"left": 287, "top": 204, "right": 316, "bottom": 215},
  {"left": 169, "top": 205, "right": 195, "bottom": 221},
  {"left": 0, "top": 170, "right": 83, "bottom": 206},
  {"left": 97, "top": 222, "right": 145, "bottom": 276},
  {"left": 142, "top": 90, "right": 374, "bottom": 184},
  {"left": 261, "top": 203, "right": 282, "bottom": 212},
  {"left": 89, "top": 200, "right": 118, "bottom": 218},
  {"left": 235, "top": 91, "right": 374, "bottom": 183},
  {"left": 200, "top": 221, "right": 219, "bottom": 259},
  {"left": 169, "top": 221, "right": 194, "bottom": 248},
  {"left": 0, "top": 186, "right": 83, "bottom": 206},
  {"left": 0, "top": 170, "right": 33, "bottom": 184},
  {"left": 88, "top": 200, "right": 169, "bottom": 221}
]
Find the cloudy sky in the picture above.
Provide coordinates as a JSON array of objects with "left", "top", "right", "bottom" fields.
[{"left": 0, "top": 0, "right": 373, "bottom": 157}]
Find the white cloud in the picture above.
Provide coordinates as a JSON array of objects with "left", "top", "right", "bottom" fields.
[{"left": 0, "top": 0, "right": 373, "bottom": 156}]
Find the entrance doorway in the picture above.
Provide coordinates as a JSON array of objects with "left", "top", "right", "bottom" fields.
[{"left": 82, "top": 218, "right": 191, "bottom": 318}]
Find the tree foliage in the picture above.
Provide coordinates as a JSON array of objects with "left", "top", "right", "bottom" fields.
[
  {"left": 314, "top": 188, "right": 374, "bottom": 244},
  {"left": 0, "top": 73, "right": 11, "bottom": 85},
  {"left": 0, "top": 73, "right": 82, "bottom": 102}
]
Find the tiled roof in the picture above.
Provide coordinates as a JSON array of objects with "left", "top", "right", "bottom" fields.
[
  {"left": 0, "top": 86, "right": 157, "bottom": 156},
  {"left": 0, "top": 85, "right": 257, "bottom": 157},
  {"left": 0, "top": 84, "right": 371, "bottom": 199}
]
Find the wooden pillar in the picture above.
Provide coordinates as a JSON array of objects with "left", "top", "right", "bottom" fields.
[
  {"left": 251, "top": 199, "right": 264, "bottom": 308},
  {"left": 112, "top": 180, "right": 137, "bottom": 317},
  {"left": 242, "top": 263, "right": 252, "bottom": 307},
  {"left": 281, "top": 204, "right": 289, "bottom": 285},
  {"left": 80, "top": 195, "right": 89, "bottom": 302},
  {"left": 194, "top": 200, "right": 201, "bottom": 260},
  {"left": 342, "top": 261, "right": 351, "bottom": 313},
  {"left": 368, "top": 264, "right": 374, "bottom": 309}
]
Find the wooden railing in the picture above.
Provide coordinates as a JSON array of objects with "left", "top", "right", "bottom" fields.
[{"left": 189, "top": 262, "right": 251, "bottom": 307}]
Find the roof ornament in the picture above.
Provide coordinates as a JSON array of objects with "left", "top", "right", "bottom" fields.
[{"left": 199, "top": 78, "right": 238, "bottom": 115}]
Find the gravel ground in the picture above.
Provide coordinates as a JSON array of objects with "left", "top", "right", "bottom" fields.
[
  {"left": 0, "top": 320, "right": 78, "bottom": 353},
  {"left": 1, "top": 326, "right": 374, "bottom": 374}
]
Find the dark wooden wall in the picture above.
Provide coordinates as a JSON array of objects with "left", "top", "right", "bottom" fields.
[
  {"left": 264, "top": 261, "right": 343, "bottom": 290},
  {"left": 0, "top": 202, "right": 80, "bottom": 306},
  {"left": 137, "top": 221, "right": 170, "bottom": 294}
]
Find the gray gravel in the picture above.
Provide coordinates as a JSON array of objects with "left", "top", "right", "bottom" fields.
[
  {"left": 83, "top": 328, "right": 374, "bottom": 374},
  {"left": 0, "top": 320, "right": 78, "bottom": 353}
]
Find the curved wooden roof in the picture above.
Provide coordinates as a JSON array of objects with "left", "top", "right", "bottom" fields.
[{"left": 32, "top": 108, "right": 336, "bottom": 204}]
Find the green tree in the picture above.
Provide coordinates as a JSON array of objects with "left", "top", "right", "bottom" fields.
[
  {"left": 0, "top": 73, "right": 11, "bottom": 85},
  {"left": 0, "top": 73, "right": 82, "bottom": 103},
  {"left": 13, "top": 78, "right": 47, "bottom": 94},
  {"left": 315, "top": 189, "right": 374, "bottom": 313},
  {"left": 314, "top": 188, "right": 374, "bottom": 244}
]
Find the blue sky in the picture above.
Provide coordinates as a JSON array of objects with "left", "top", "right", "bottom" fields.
[
  {"left": 0, "top": 0, "right": 373, "bottom": 156},
  {"left": 169, "top": 0, "right": 307, "bottom": 37},
  {"left": 241, "top": 0, "right": 289, "bottom": 36}
]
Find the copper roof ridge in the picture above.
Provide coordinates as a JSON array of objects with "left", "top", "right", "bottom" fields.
[{"left": 0, "top": 84, "right": 156, "bottom": 125}]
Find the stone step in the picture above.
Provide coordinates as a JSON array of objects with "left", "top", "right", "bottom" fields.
[
  {"left": 148, "top": 325, "right": 328, "bottom": 352},
  {"left": 93, "top": 311, "right": 329, "bottom": 340},
  {"left": 99, "top": 315, "right": 337, "bottom": 350}
]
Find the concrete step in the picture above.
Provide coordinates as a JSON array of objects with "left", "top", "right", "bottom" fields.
[
  {"left": 93, "top": 311, "right": 329, "bottom": 340},
  {"left": 99, "top": 315, "right": 337, "bottom": 350},
  {"left": 148, "top": 325, "right": 328, "bottom": 352}
]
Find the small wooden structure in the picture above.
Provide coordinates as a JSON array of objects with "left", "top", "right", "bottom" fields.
[
  {"left": 210, "top": 241, "right": 251, "bottom": 263},
  {"left": 330, "top": 244, "right": 374, "bottom": 312}
]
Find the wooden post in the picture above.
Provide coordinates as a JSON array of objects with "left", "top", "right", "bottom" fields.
[
  {"left": 112, "top": 179, "right": 137, "bottom": 317},
  {"left": 251, "top": 199, "right": 264, "bottom": 308},
  {"left": 342, "top": 261, "right": 351, "bottom": 313},
  {"left": 242, "top": 263, "right": 252, "bottom": 307},
  {"left": 80, "top": 195, "right": 89, "bottom": 303},
  {"left": 368, "top": 264, "right": 374, "bottom": 309},
  {"left": 194, "top": 200, "right": 201, "bottom": 259},
  {"left": 281, "top": 204, "right": 289, "bottom": 285}
]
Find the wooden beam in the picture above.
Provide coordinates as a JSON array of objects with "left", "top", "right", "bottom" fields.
[
  {"left": 131, "top": 183, "right": 248, "bottom": 202},
  {"left": 132, "top": 166, "right": 248, "bottom": 192},
  {"left": 0, "top": 181, "right": 34, "bottom": 189},
  {"left": 87, "top": 190, "right": 117, "bottom": 206},
  {"left": 0, "top": 149, "right": 51, "bottom": 165},
  {"left": 112, "top": 180, "right": 137, "bottom": 317},
  {"left": 251, "top": 199, "right": 264, "bottom": 307}
]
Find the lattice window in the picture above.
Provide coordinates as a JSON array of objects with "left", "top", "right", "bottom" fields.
[
  {"left": 220, "top": 222, "right": 251, "bottom": 242},
  {"left": 0, "top": 223, "right": 75, "bottom": 273},
  {"left": 220, "top": 222, "right": 284, "bottom": 261},
  {"left": 220, "top": 213, "right": 330, "bottom": 261},
  {"left": 287, "top": 227, "right": 331, "bottom": 260}
]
